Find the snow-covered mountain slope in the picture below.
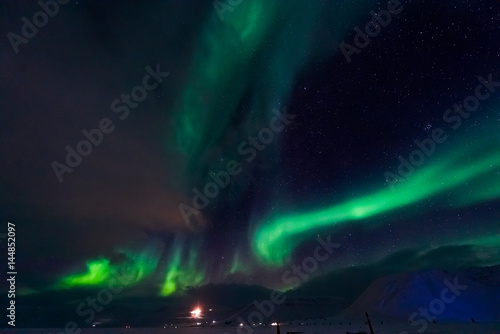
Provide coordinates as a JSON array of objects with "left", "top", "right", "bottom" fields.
[{"left": 340, "top": 265, "right": 500, "bottom": 323}]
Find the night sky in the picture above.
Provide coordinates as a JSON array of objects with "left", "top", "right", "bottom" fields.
[{"left": 1, "top": 0, "right": 500, "bottom": 327}]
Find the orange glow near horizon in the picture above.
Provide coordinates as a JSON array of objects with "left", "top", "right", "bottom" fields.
[{"left": 190, "top": 307, "right": 201, "bottom": 319}]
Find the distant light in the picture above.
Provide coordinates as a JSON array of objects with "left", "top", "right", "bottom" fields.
[
  {"left": 190, "top": 307, "right": 202, "bottom": 319},
  {"left": 271, "top": 322, "right": 278, "bottom": 326},
  {"left": 209, "top": 308, "right": 213, "bottom": 311},
  {"left": 239, "top": 323, "right": 243, "bottom": 327},
  {"left": 212, "top": 320, "right": 216, "bottom": 323}
]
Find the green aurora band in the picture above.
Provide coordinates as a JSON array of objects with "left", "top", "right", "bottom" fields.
[
  {"left": 59, "top": 245, "right": 161, "bottom": 289},
  {"left": 56, "top": 241, "right": 250, "bottom": 295},
  {"left": 59, "top": 258, "right": 112, "bottom": 287},
  {"left": 170, "top": 0, "right": 377, "bottom": 177},
  {"left": 160, "top": 239, "right": 206, "bottom": 296},
  {"left": 172, "top": 0, "right": 280, "bottom": 166},
  {"left": 252, "top": 121, "right": 500, "bottom": 266}
]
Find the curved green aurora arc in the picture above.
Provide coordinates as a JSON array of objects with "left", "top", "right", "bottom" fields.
[{"left": 252, "top": 121, "right": 500, "bottom": 266}]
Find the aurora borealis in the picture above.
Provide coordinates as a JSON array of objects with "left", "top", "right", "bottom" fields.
[
  {"left": 1, "top": 0, "right": 500, "bottom": 327},
  {"left": 252, "top": 120, "right": 500, "bottom": 265}
]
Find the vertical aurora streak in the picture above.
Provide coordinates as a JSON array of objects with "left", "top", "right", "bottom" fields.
[
  {"left": 169, "top": 0, "right": 378, "bottom": 184},
  {"left": 160, "top": 239, "right": 206, "bottom": 296}
]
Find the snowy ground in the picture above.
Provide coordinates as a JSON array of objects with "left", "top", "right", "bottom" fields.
[{"left": 3, "top": 322, "right": 500, "bottom": 334}]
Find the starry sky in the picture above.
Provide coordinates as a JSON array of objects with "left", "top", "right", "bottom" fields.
[{"left": 1, "top": 0, "right": 500, "bottom": 327}]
